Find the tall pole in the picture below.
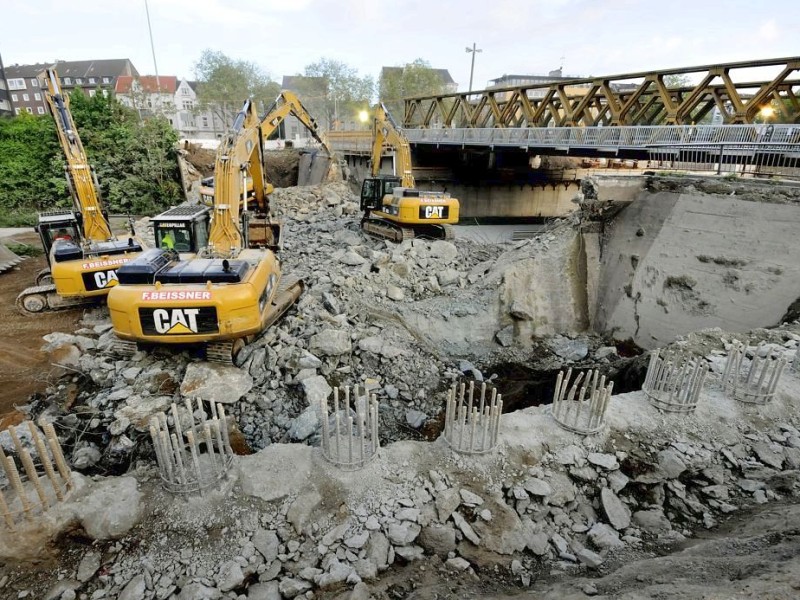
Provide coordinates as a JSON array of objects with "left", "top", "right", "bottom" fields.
[
  {"left": 144, "top": 0, "right": 162, "bottom": 103},
  {"left": 466, "top": 43, "right": 483, "bottom": 93}
]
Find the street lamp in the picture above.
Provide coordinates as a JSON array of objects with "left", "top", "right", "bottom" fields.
[
  {"left": 760, "top": 105, "right": 775, "bottom": 122},
  {"left": 465, "top": 43, "right": 482, "bottom": 93},
  {"left": 358, "top": 110, "right": 369, "bottom": 123}
]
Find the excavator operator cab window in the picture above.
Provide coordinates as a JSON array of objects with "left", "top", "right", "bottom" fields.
[
  {"left": 40, "top": 222, "right": 80, "bottom": 252},
  {"left": 193, "top": 218, "right": 209, "bottom": 250},
  {"left": 383, "top": 180, "right": 400, "bottom": 195},
  {"left": 155, "top": 225, "right": 192, "bottom": 252}
]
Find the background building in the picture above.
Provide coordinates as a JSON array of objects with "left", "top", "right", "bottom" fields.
[
  {"left": 4, "top": 58, "right": 137, "bottom": 115},
  {"left": 488, "top": 68, "right": 591, "bottom": 101},
  {"left": 115, "top": 75, "right": 226, "bottom": 142},
  {"left": 0, "top": 53, "right": 12, "bottom": 116}
]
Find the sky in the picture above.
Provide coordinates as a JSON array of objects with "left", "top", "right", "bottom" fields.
[{"left": 2, "top": 0, "right": 798, "bottom": 93}]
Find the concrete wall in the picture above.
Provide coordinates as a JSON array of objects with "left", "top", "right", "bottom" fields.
[
  {"left": 297, "top": 151, "right": 335, "bottom": 186},
  {"left": 595, "top": 189, "right": 800, "bottom": 348},
  {"left": 434, "top": 183, "right": 579, "bottom": 219}
]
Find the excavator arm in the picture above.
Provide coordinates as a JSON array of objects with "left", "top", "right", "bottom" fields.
[
  {"left": 260, "top": 91, "right": 333, "bottom": 156},
  {"left": 371, "top": 103, "right": 415, "bottom": 188},
  {"left": 44, "top": 69, "right": 113, "bottom": 242},
  {"left": 208, "top": 91, "right": 337, "bottom": 256},
  {"left": 208, "top": 99, "right": 266, "bottom": 255}
]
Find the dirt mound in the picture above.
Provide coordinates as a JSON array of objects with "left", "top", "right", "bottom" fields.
[
  {"left": 264, "top": 149, "right": 301, "bottom": 188},
  {"left": 182, "top": 142, "right": 216, "bottom": 176},
  {"left": 183, "top": 143, "right": 303, "bottom": 189}
]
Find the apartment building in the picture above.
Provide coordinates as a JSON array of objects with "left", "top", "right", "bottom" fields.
[
  {"left": 4, "top": 58, "right": 138, "bottom": 115},
  {"left": 0, "top": 53, "right": 12, "bottom": 116}
]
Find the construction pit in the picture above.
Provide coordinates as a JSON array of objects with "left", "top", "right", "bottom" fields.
[{"left": 0, "top": 173, "right": 799, "bottom": 599}]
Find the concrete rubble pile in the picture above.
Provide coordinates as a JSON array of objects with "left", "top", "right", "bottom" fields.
[
  {"left": 9, "top": 327, "right": 799, "bottom": 600},
  {"left": 3, "top": 180, "right": 798, "bottom": 599},
  {"left": 35, "top": 182, "right": 605, "bottom": 462}
]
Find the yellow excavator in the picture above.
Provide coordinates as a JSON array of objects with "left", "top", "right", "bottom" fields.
[
  {"left": 360, "top": 104, "right": 459, "bottom": 242},
  {"left": 107, "top": 91, "right": 329, "bottom": 362},
  {"left": 16, "top": 69, "right": 146, "bottom": 315}
]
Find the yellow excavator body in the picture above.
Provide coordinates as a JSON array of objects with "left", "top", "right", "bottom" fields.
[
  {"left": 107, "top": 249, "right": 300, "bottom": 345},
  {"left": 15, "top": 70, "right": 147, "bottom": 315},
  {"left": 107, "top": 91, "right": 328, "bottom": 362},
  {"left": 360, "top": 104, "right": 460, "bottom": 242}
]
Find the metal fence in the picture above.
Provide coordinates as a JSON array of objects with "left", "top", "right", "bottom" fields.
[
  {"left": 648, "top": 143, "right": 800, "bottom": 178},
  {"left": 402, "top": 124, "right": 800, "bottom": 151}
]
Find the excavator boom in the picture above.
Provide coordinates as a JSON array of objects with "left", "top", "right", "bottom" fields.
[
  {"left": 208, "top": 91, "right": 338, "bottom": 256},
  {"left": 371, "top": 103, "right": 415, "bottom": 188},
  {"left": 44, "top": 69, "right": 113, "bottom": 242}
]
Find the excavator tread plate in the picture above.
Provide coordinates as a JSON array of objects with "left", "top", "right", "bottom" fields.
[
  {"left": 15, "top": 284, "right": 94, "bottom": 316},
  {"left": 206, "top": 341, "right": 235, "bottom": 365},
  {"left": 110, "top": 338, "right": 139, "bottom": 358}
]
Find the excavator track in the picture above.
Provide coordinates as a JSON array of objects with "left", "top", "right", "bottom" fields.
[
  {"left": 205, "top": 274, "right": 305, "bottom": 365},
  {"left": 264, "top": 274, "right": 305, "bottom": 330},
  {"left": 15, "top": 284, "right": 96, "bottom": 316},
  {"left": 206, "top": 341, "right": 237, "bottom": 365},
  {"left": 361, "top": 218, "right": 415, "bottom": 243}
]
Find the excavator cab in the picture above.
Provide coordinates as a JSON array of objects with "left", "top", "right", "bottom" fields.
[
  {"left": 35, "top": 210, "right": 82, "bottom": 265},
  {"left": 360, "top": 175, "right": 402, "bottom": 214},
  {"left": 151, "top": 204, "right": 212, "bottom": 254}
]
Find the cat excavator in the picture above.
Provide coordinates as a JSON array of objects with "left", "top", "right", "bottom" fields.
[
  {"left": 106, "top": 91, "right": 327, "bottom": 363},
  {"left": 360, "top": 104, "right": 459, "bottom": 242},
  {"left": 15, "top": 69, "right": 146, "bottom": 315}
]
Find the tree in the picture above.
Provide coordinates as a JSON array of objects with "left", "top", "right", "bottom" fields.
[
  {"left": 302, "top": 58, "right": 374, "bottom": 130},
  {"left": 0, "top": 89, "right": 183, "bottom": 223},
  {"left": 663, "top": 74, "right": 691, "bottom": 88},
  {"left": 69, "top": 89, "right": 183, "bottom": 215},
  {"left": 193, "top": 49, "right": 281, "bottom": 129},
  {"left": 379, "top": 59, "right": 446, "bottom": 121},
  {"left": 0, "top": 112, "right": 64, "bottom": 222}
]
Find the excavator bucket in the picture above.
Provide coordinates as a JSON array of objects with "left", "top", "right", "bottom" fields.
[
  {"left": 0, "top": 243, "right": 23, "bottom": 274},
  {"left": 248, "top": 217, "right": 283, "bottom": 252}
]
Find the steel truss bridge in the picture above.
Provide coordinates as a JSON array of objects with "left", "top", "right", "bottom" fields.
[
  {"left": 328, "top": 124, "right": 800, "bottom": 178},
  {"left": 401, "top": 57, "right": 800, "bottom": 128}
]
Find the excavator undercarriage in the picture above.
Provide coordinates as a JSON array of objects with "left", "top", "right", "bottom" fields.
[{"left": 360, "top": 217, "right": 454, "bottom": 243}]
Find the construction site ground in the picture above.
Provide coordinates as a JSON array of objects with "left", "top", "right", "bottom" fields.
[
  {"left": 0, "top": 176, "right": 799, "bottom": 600},
  {"left": 0, "top": 231, "right": 80, "bottom": 417}
]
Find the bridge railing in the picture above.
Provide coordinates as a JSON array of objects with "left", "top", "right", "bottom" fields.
[
  {"left": 402, "top": 124, "right": 800, "bottom": 150},
  {"left": 649, "top": 142, "right": 800, "bottom": 178}
]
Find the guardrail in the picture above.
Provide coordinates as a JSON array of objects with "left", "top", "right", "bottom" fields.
[
  {"left": 649, "top": 142, "right": 800, "bottom": 178},
  {"left": 402, "top": 124, "right": 800, "bottom": 151},
  {"left": 327, "top": 125, "right": 800, "bottom": 154},
  {"left": 327, "top": 125, "right": 800, "bottom": 178}
]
